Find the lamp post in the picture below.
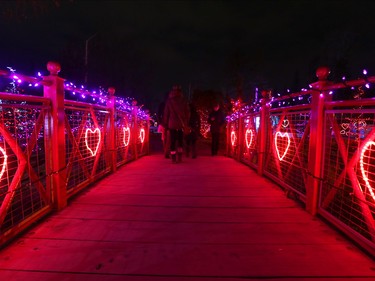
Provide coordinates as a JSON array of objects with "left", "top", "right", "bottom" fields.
[{"left": 84, "top": 33, "right": 97, "bottom": 84}]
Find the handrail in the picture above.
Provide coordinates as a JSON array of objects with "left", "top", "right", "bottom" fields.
[
  {"left": 64, "top": 99, "right": 109, "bottom": 111},
  {"left": 0, "top": 68, "right": 52, "bottom": 86},
  {"left": 325, "top": 97, "right": 375, "bottom": 107},
  {"left": 0, "top": 61, "right": 149, "bottom": 248},
  {"left": 0, "top": 92, "right": 50, "bottom": 104}
]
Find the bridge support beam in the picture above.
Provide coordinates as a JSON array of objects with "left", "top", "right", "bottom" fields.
[
  {"left": 43, "top": 61, "right": 67, "bottom": 210},
  {"left": 306, "top": 66, "right": 331, "bottom": 215}
]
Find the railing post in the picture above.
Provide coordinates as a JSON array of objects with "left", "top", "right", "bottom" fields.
[
  {"left": 144, "top": 109, "right": 150, "bottom": 155},
  {"left": 132, "top": 100, "right": 139, "bottom": 160},
  {"left": 306, "top": 66, "right": 331, "bottom": 215},
  {"left": 258, "top": 90, "right": 270, "bottom": 176},
  {"left": 107, "top": 87, "right": 117, "bottom": 172},
  {"left": 226, "top": 121, "right": 230, "bottom": 156},
  {"left": 237, "top": 115, "right": 244, "bottom": 161},
  {"left": 43, "top": 61, "right": 67, "bottom": 210}
]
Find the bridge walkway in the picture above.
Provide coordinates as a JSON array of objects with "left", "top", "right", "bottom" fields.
[{"left": 0, "top": 138, "right": 374, "bottom": 280}]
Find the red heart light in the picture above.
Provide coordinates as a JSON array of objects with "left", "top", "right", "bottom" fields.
[
  {"left": 359, "top": 141, "right": 375, "bottom": 201},
  {"left": 123, "top": 127, "right": 131, "bottom": 146},
  {"left": 0, "top": 146, "right": 7, "bottom": 181},
  {"left": 275, "top": 131, "right": 290, "bottom": 161},
  {"left": 231, "top": 131, "right": 237, "bottom": 146},
  {"left": 282, "top": 119, "right": 289, "bottom": 128},
  {"left": 139, "top": 128, "right": 145, "bottom": 143},
  {"left": 245, "top": 129, "right": 253, "bottom": 148},
  {"left": 85, "top": 128, "right": 101, "bottom": 156}
]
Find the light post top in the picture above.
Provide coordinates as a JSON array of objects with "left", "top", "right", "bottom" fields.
[
  {"left": 108, "top": 87, "right": 116, "bottom": 96},
  {"left": 47, "top": 61, "right": 61, "bottom": 76},
  {"left": 309, "top": 66, "right": 332, "bottom": 91},
  {"left": 316, "top": 66, "right": 330, "bottom": 81}
]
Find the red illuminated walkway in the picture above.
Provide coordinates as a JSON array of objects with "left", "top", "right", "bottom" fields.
[{"left": 0, "top": 138, "right": 374, "bottom": 280}]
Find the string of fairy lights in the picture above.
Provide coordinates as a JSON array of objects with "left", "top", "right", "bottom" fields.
[
  {"left": 226, "top": 69, "right": 375, "bottom": 122},
  {"left": 225, "top": 68, "right": 375, "bottom": 204},
  {"left": 0, "top": 66, "right": 149, "bottom": 119},
  {"left": 0, "top": 66, "right": 149, "bottom": 188}
]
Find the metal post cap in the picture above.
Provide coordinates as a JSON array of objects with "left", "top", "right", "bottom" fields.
[
  {"left": 47, "top": 61, "right": 61, "bottom": 75},
  {"left": 316, "top": 66, "right": 330, "bottom": 81}
]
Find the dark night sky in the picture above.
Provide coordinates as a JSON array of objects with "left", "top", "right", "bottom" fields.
[{"left": 1, "top": 0, "right": 375, "bottom": 113}]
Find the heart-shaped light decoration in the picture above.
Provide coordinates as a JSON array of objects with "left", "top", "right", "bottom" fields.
[
  {"left": 85, "top": 128, "right": 101, "bottom": 156},
  {"left": 245, "top": 129, "right": 253, "bottom": 148},
  {"left": 123, "top": 127, "right": 131, "bottom": 146},
  {"left": 359, "top": 140, "right": 375, "bottom": 201},
  {"left": 0, "top": 146, "right": 8, "bottom": 181},
  {"left": 231, "top": 131, "right": 237, "bottom": 146},
  {"left": 282, "top": 119, "right": 289, "bottom": 128},
  {"left": 139, "top": 128, "right": 145, "bottom": 143},
  {"left": 274, "top": 131, "right": 290, "bottom": 161},
  {"left": 340, "top": 123, "right": 349, "bottom": 135},
  {"left": 357, "top": 120, "right": 367, "bottom": 130}
]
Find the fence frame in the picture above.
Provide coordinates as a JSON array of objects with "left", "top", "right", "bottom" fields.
[
  {"left": 226, "top": 66, "right": 375, "bottom": 256},
  {"left": 0, "top": 61, "right": 149, "bottom": 247}
]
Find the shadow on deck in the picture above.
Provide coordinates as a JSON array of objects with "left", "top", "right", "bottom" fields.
[{"left": 0, "top": 133, "right": 374, "bottom": 280}]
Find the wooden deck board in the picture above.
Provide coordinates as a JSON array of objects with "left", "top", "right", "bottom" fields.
[{"left": 0, "top": 147, "right": 374, "bottom": 280}]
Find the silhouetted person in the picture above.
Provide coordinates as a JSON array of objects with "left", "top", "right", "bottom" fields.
[
  {"left": 185, "top": 102, "right": 201, "bottom": 158},
  {"left": 157, "top": 92, "right": 170, "bottom": 158},
  {"left": 208, "top": 102, "right": 226, "bottom": 156},
  {"left": 163, "top": 85, "right": 190, "bottom": 163}
]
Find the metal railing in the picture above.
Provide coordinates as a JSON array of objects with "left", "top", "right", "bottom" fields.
[
  {"left": 226, "top": 66, "right": 375, "bottom": 256},
  {"left": 0, "top": 61, "right": 149, "bottom": 247}
]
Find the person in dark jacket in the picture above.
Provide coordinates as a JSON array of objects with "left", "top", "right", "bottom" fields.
[
  {"left": 163, "top": 85, "right": 190, "bottom": 163},
  {"left": 157, "top": 92, "right": 170, "bottom": 158},
  {"left": 185, "top": 102, "right": 201, "bottom": 158},
  {"left": 208, "top": 102, "right": 226, "bottom": 156}
]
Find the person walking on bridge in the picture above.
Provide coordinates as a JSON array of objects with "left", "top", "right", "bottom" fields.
[
  {"left": 163, "top": 85, "right": 190, "bottom": 163},
  {"left": 208, "top": 102, "right": 226, "bottom": 156},
  {"left": 157, "top": 92, "right": 170, "bottom": 158},
  {"left": 185, "top": 102, "right": 201, "bottom": 159}
]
